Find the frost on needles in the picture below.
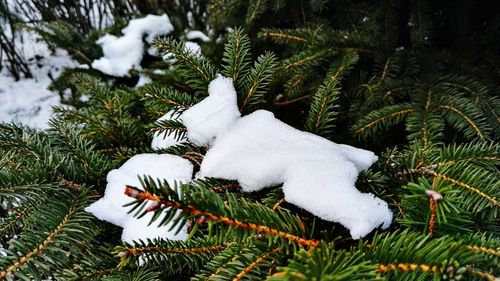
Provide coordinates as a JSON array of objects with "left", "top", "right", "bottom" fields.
[{"left": 86, "top": 75, "right": 392, "bottom": 242}]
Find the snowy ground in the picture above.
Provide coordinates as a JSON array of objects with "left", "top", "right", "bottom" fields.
[{"left": 0, "top": 32, "right": 76, "bottom": 129}]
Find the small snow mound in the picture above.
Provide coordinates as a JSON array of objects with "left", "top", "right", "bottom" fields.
[
  {"left": 181, "top": 75, "right": 241, "bottom": 146},
  {"left": 182, "top": 76, "right": 392, "bottom": 239},
  {"left": 186, "top": 30, "right": 210, "bottom": 42},
  {"left": 91, "top": 14, "right": 174, "bottom": 77},
  {"left": 85, "top": 153, "right": 193, "bottom": 243}
]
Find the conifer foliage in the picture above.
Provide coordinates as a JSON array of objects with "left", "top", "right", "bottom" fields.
[{"left": 1, "top": 0, "right": 499, "bottom": 280}]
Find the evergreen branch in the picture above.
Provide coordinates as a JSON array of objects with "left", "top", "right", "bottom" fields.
[
  {"left": 426, "top": 185, "right": 440, "bottom": 235},
  {"left": 265, "top": 32, "right": 307, "bottom": 42},
  {"left": 469, "top": 269, "right": 497, "bottom": 281},
  {"left": 354, "top": 105, "right": 413, "bottom": 137},
  {"left": 222, "top": 28, "right": 252, "bottom": 86},
  {"left": 153, "top": 38, "right": 217, "bottom": 93},
  {"left": 378, "top": 58, "right": 391, "bottom": 86},
  {"left": 240, "top": 52, "right": 277, "bottom": 111},
  {"left": 233, "top": 248, "right": 280, "bottom": 281},
  {"left": 465, "top": 245, "right": 500, "bottom": 257},
  {"left": 439, "top": 105, "right": 485, "bottom": 140},
  {"left": 305, "top": 79, "right": 341, "bottom": 138},
  {"left": 0, "top": 201, "right": 78, "bottom": 278},
  {"left": 0, "top": 209, "right": 72, "bottom": 277},
  {"left": 327, "top": 52, "right": 359, "bottom": 82},
  {"left": 141, "top": 85, "right": 196, "bottom": 113},
  {"left": 434, "top": 156, "right": 500, "bottom": 170},
  {"left": 0, "top": 188, "right": 96, "bottom": 279},
  {"left": 124, "top": 244, "right": 227, "bottom": 256},
  {"left": 259, "top": 26, "right": 327, "bottom": 46},
  {"left": 274, "top": 95, "right": 310, "bottom": 106},
  {"left": 397, "top": 165, "right": 498, "bottom": 209},
  {"left": 115, "top": 237, "right": 231, "bottom": 271},
  {"left": 406, "top": 112, "right": 443, "bottom": 148},
  {"left": 258, "top": 31, "right": 307, "bottom": 43},
  {"left": 375, "top": 262, "right": 440, "bottom": 274},
  {"left": 181, "top": 151, "right": 204, "bottom": 167},
  {"left": 125, "top": 186, "right": 319, "bottom": 248},
  {"left": 281, "top": 49, "right": 330, "bottom": 71},
  {"left": 246, "top": 0, "right": 267, "bottom": 27},
  {"left": 283, "top": 73, "right": 310, "bottom": 96},
  {"left": 0, "top": 202, "right": 34, "bottom": 235},
  {"left": 155, "top": 39, "right": 213, "bottom": 82},
  {"left": 270, "top": 244, "right": 378, "bottom": 280},
  {"left": 193, "top": 244, "right": 277, "bottom": 280},
  {"left": 428, "top": 171, "right": 499, "bottom": 207},
  {"left": 150, "top": 119, "right": 187, "bottom": 142}
]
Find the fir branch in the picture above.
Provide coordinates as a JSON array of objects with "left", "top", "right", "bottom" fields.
[
  {"left": 426, "top": 171, "right": 499, "bottom": 208},
  {"left": 375, "top": 262, "right": 440, "bottom": 274},
  {"left": 240, "top": 52, "right": 278, "bottom": 112},
  {"left": 327, "top": 52, "right": 359, "bottom": 82},
  {"left": 150, "top": 119, "right": 188, "bottom": 143},
  {"left": 153, "top": 37, "right": 217, "bottom": 94},
  {"left": 222, "top": 28, "right": 252, "bottom": 86},
  {"left": 281, "top": 49, "right": 330, "bottom": 71},
  {"left": 246, "top": 0, "right": 267, "bottom": 27},
  {"left": 125, "top": 186, "right": 319, "bottom": 248},
  {"left": 141, "top": 85, "right": 196, "bottom": 114},
  {"left": 0, "top": 207, "right": 74, "bottom": 278},
  {"left": 233, "top": 248, "right": 280, "bottom": 281},
  {"left": 270, "top": 243, "right": 378, "bottom": 280},
  {"left": 0, "top": 190, "right": 96, "bottom": 279},
  {"left": 354, "top": 105, "right": 413, "bottom": 137},
  {"left": 305, "top": 79, "right": 341, "bottom": 138},
  {"left": 439, "top": 104, "right": 485, "bottom": 140},
  {"left": 115, "top": 237, "right": 230, "bottom": 271},
  {"left": 465, "top": 245, "right": 500, "bottom": 257},
  {"left": 258, "top": 30, "right": 308, "bottom": 44},
  {"left": 0, "top": 202, "right": 34, "bottom": 236}
]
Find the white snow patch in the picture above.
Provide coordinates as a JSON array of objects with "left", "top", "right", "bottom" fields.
[
  {"left": 85, "top": 154, "right": 193, "bottom": 243},
  {"left": 182, "top": 75, "right": 392, "bottom": 239},
  {"left": 181, "top": 75, "right": 241, "bottom": 146},
  {"left": 186, "top": 30, "right": 210, "bottom": 42},
  {"left": 91, "top": 14, "right": 174, "bottom": 77},
  {"left": 185, "top": 41, "right": 202, "bottom": 55},
  {"left": 0, "top": 32, "right": 76, "bottom": 129},
  {"left": 135, "top": 74, "right": 152, "bottom": 88},
  {"left": 151, "top": 110, "right": 187, "bottom": 149}
]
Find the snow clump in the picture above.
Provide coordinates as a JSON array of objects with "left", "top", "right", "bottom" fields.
[
  {"left": 181, "top": 75, "right": 392, "bottom": 239},
  {"left": 86, "top": 75, "right": 392, "bottom": 242},
  {"left": 91, "top": 14, "right": 174, "bottom": 77},
  {"left": 85, "top": 154, "right": 193, "bottom": 243}
]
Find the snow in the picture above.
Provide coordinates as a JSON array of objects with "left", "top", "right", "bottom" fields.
[
  {"left": 181, "top": 75, "right": 392, "bottom": 239},
  {"left": 184, "top": 41, "right": 202, "bottom": 55},
  {"left": 186, "top": 30, "right": 210, "bottom": 42},
  {"left": 426, "top": 190, "right": 443, "bottom": 201},
  {"left": 85, "top": 154, "right": 193, "bottom": 243},
  {"left": 91, "top": 14, "right": 174, "bottom": 77},
  {"left": 0, "top": 33, "right": 76, "bottom": 129},
  {"left": 135, "top": 74, "right": 152, "bottom": 88},
  {"left": 181, "top": 75, "right": 241, "bottom": 146},
  {"left": 151, "top": 110, "right": 187, "bottom": 150},
  {"left": 86, "top": 75, "right": 391, "bottom": 241}
]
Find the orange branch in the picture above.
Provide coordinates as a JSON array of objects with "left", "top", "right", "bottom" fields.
[{"left": 124, "top": 186, "right": 319, "bottom": 248}]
